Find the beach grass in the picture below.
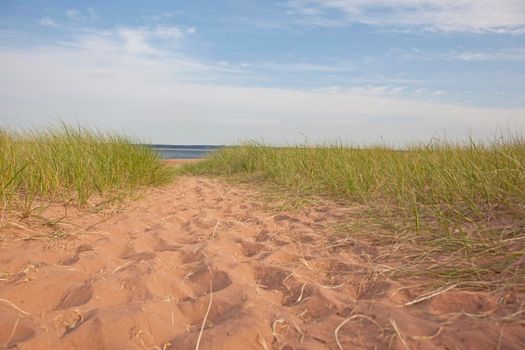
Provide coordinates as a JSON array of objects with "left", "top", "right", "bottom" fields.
[
  {"left": 0, "top": 124, "right": 173, "bottom": 215},
  {"left": 182, "top": 137, "right": 525, "bottom": 290}
]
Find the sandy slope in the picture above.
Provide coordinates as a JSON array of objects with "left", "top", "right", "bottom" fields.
[{"left": 0, "top": 177, "right": 523, "bottom": 349}]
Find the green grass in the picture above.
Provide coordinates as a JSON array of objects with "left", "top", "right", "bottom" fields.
[
  {"left": 182, "top": 138, "right": 525, "bottom": 289},
  {"left": 0, "top": 124, "right": 173, "bottom": 215}
]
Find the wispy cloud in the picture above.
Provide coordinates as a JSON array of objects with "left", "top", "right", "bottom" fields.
[
  {"left": 116, "top": 27, "right": 157, "bottom": 55},
  {"left": 257, "top": 61, "right": 354, "bottom": 73},
  {"left": 388, "top": 47, "right": 525, "bottom": 62},
  {"left": 287, "top": 0, "right": 525, "bottom": 34},
  {"left": 454, "top": 48, "right": 525, "bottom": 62},
  {"left": 47, "top": 27, "right": 246, "bottom": 83},
  {"left": 71, "top": 25, "right": 195, "bottom": 56},
  {"left": 0, "top": 27, "right": 523, "bottom": 144},
  {"left": 155, "top": 26, "right": 185, "bottom": 40},
  {"left": 65, "top": 8, "right": 98, "bottom": 21},
  {"left": 38, "top": 17, "right": 57, "bottom": 28},
  {"left": 66, "top": 9, "right": 80, "bottom": 19}
]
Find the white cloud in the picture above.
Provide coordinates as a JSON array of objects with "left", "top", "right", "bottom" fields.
[
  {"left": 154, "top": 26, "right": 184, "bottom": 40},
  {"left": 66, "top": 9, "right": 80, "bottom": 19},
  {"left": 116, "top": 27, "right": 157, "bottom": 55},
  {"left": 455, "top": 48, "right": 525, "bottom": 62},
  {"left": 258, "top": 61, "right": 354, "bottom": 73},
  {"left": 72, "top": 26, "right": 189, "bottom": 56},
  {"left": 38, "top": 17, "right": 57, "bottom": 28},
  {"left": 0, "top": 27, "right": 525, "bottom": 143},
  {"left": 0, "top": 29, "right": 523, "bottom": 144},
  {"left": 288, "top": 0, "right": 525, "bottom": 33},
  {"left": 388, "top": 47, "right": 525, "bottom": 62}
]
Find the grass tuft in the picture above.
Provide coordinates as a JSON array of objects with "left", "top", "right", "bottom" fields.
[{"left": 0, "top": 124, "right": 173, "bottom": 214}]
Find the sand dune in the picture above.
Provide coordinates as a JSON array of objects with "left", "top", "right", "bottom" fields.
[{"left": 0, "top": 177, "right": 523, "bottom": 349}]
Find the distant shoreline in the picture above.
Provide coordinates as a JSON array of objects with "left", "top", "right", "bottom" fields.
[
  {"left": 143, "top": 144, "right": 223, "bottom": 149},
  {"left": 146, "top": 145, "right": 222, "bottom": 159}
]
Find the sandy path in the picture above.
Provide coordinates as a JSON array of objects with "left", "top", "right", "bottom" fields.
[{"left": 0, "top": 177, "right": 523, "bottom": 349}]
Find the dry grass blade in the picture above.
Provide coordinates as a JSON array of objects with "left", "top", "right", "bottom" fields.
[
  {"left": 390, "top": 319, "right": 410, "bottom": 349},
  {"left": 313, "top": 281, "right": 345, "bottom": 289},
  {"left": 210, "top": 219, "right": 222, "bottom": 239},
  {"left": 112, "top": 261, "right": 135, "bottom": 274},
  {"left": 195, "top": 280, "right": 213, "bottom": 350},
  {"left": 296, "top": 282, "right": 307, "bottom": 303},
  {"left": 256, "top": 332, "right": 269, "bottom": 350},
  {"left": 3, "top": 316, "right": 20, "bottom": 349},
  {"left": 272, "top": 318, "right": 287, "bottom": 344},
  {"left": 404, "top": 284, "right": 458, "bottom": 306},
  {"left": 410, "top": 326, "right": 445, "bottom": 341},
  {"left": 335, "top": 314, "right": 384, "bottom": 350},
  {"left": 0, "top": 298, "right": 30, "bottom": 315}
]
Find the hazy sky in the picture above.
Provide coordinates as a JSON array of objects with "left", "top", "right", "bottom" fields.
[{"left": 1, "top": 0, "right": 524, "bottom": 144}]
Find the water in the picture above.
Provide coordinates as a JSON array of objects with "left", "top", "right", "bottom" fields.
[{"left": 148, "top": 145, "right": 222, "bottom": 159}]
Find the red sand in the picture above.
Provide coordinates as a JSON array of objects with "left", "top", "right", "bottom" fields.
[{"left": 0, "top": 177, "right": 523, "bottom": 349}]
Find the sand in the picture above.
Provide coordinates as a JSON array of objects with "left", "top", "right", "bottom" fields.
[
  {"left": 164, "top": 159, "right": 202, "bottom": 166},
  {"left": 0, "top": 176, "right": 523, "bottom": 349}
]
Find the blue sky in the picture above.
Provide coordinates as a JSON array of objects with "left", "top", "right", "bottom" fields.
[{"left": 0, "top": 0, "right": 524, "bottom": 144}]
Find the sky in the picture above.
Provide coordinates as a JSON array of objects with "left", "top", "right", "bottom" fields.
[{"left": 0, "top": 0, "right": 524, "bottom": 145}]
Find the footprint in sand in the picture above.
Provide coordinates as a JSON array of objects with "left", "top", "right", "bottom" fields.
[
  {"left": 256, "top": 266, "right": 294, "bottom": 291},
  {"left": 239, "top": 241, "right": 268, "bottom": 257},
  {"left": 255, "top": 229, "right": 270, "bottom": 242},
  {"left": 59, "top": 255, "right": 80, "bottom": 266},
  {"left": 0, "top": 312, "right": 36, "bottom": 348},
  {"left": 177, "top": 297, "right": 243, "bottom": 328},
  {"left": 186, "top": 264, "right": 232, "bottom": 296},
  {"left": 55, "top": 282, "right": 93, "bottom": 310},
  {"left": 154, "top": 239, "right": 181, "bottom": 252},
  {"left": 120, "top": 246, "right": 156, "bottom": 262},
  {"left": 179, "top": 248, "right": 208, "bottom": 264},
  {"left": 76, "top": 244, "right": 93, "bottom": 253},
  {"left": 121, "top": 251, "right": 156, "bottom": 262},
  {"left": 192, "top": 217, "right": 214, "bottom": 230},
  {"left": 171, "top": 299, "right": 245, "bottom": 349}
]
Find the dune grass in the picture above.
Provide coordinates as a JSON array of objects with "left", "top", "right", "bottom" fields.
[
  {"left": 0, "top": 124, "right": 173, "bottom": 216},
  {"left": 183, "top": 138, "right": 525, "bottom": 290}
]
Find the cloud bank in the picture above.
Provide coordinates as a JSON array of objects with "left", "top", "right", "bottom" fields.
[
  {"left": 288, "top": 0, "right": 525, "bottom": 33},
  {"left": 0, "top": 26, "right": 523, "bottom": 144}
]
